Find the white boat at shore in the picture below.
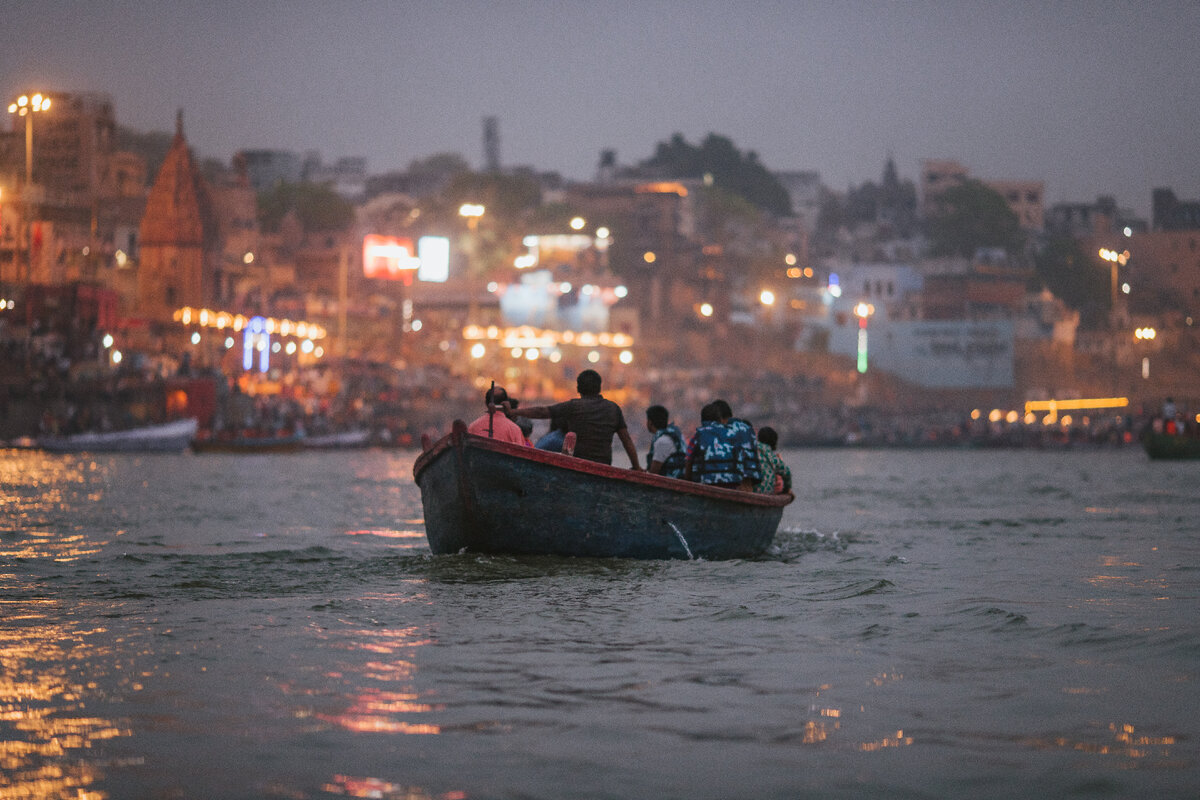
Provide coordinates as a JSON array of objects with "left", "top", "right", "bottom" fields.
[
  {"left": 304, "top": 428, "right": 372, "bottom": 449},
  {"left": 38, "top": 418, "right": 200, "bottom": 454}
]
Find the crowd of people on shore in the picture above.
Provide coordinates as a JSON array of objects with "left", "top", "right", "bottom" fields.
[{"left": 469, "top": 369, "right": 793, "bottom": 495}]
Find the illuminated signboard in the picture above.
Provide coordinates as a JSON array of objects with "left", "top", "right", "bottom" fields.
[
  {"left": 363, "top": 234, "right": 420, "bottom": 281},
  {"left": 417, "top": 236, "right": 450, "bottom": 283}
]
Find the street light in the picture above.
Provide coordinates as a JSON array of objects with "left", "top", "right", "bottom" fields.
[
  {"left": 7, "top": 92, "right": 50, "bottom": 283},
  {"left": 8, "top": 93, "right": 51, "bottom": 187},
  {"left": 854, "top": 301, "right": 875, "bottom": 374},
  {"left": 1098, "top": 247, "right": 1129, "bottom": 322}
]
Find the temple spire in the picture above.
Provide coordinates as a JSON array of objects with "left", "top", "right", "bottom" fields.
[{"left": 175, "top": 109, "right": 185, "bottom": 140}]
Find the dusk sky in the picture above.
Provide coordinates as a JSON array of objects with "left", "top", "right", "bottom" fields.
[{"left": 3, "top": 1, "right": 1197, "bottom": 218}]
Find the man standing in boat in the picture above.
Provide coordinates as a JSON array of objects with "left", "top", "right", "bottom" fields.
[
  {"left": 510, "top": 369, "right": 643, "bottom": 470},
  {"left": 466, "top": 384, "right": 527, "bottom": 445}
]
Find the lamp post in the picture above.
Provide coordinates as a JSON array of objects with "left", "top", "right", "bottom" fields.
[
  {"left": 854, "top": 301, "right": 875, "bottom": 374},
  {"left": 459, "top": 203, "right": 485, "bottom": 325},
  {"left": 7, "top": 93, "right": 51, "bottom": 283}
]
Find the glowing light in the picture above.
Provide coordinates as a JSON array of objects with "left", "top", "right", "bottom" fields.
[
  {"left": 1006, "top": 410, "right": 1019, "bottom": 424},
  {"left": 643, "top": 251, "right": 657, "bottom": 264},
  {"left": 787, "top": 267, "right": 802, "bottom": 278},
  {"left": 111, "top": 350, "right": 122, "bottom": 364},
  {"left": 285, "top": 341, "right": 297, "bottom": 355},
  {"left": 587, "top": 350, "right": 601, "bottom": 363},
  {"left": 1061, "top": 414, "right": 1073, "bottom": 426},
  {"left": 614, "top": 285, "right": 628, "bottom": 298},
  {"left": 857, "top": 328, "right": 868, "bottom": 373},
  {"left": 570, "top": 216, "right": 586, "bottom": 230},
  {"left": 411, "top": 319, "right": 423, "bottom": 332},
  {"left": 511, "top": 347, "right": 524, "bottom": 358},
  {"left": 314, "top": 346, "right": 324, "bottom": 358},
  {"left": 854, "top": 302, "right": 875, "bottom": 319},
  {"left": 458, "top": 203, "right": 485, "bottom": 218},
  {"left": 988, "top": 409, "right": 1002, "bottom": 423},
  {"left": 971, "top": 409, "right": 981, "bottom": 420},
  {"left": 699, "top": 303, "right": 714, "bottom": 317},
  {"left": 549, "top": 350, "right": 562, "bottom": 363},
  {"left": 271, "top": 341, "right": 282, "bottom": 353},
  {"left": 190, "top": 332, "right": 201, "bottom": 345},
  {"left": 560, "top": 282, "right": 572, "bottom": 293},
  {"left": 785, "top": 253, "right": 797, "bottom": 266},
  {"left": 243, "top": 251, "right": 254, "bottom": 264},
  {"left": 1024, "top": 397, "right": 1129, "bottom": 414},
  {"left": 301, "top": 339, "right": 314, "bottom": 354},
  {"left": 760, "top": 290, "right": 776, "bottom": 306},
  {"left": 1134, "top": 327, "right": 1156, "bottom": 340},
  {"left": 1123, "top": 226, "right": 1133, "bottom": 236},
  {"left": 619, "top": 350, "right": 633, "bottom": 364},
  {"left": 225, "top": 337, "right": 235, "bottom": 349},
  {"left": 596, "top": 226, "right": 610, "bottom": 239},
  {"left": 114, "top": 249, "right": 128, "bottom": 267},
  {"left": 470, "top": 343, "right": 486, "bottom": 359},
  {"left": 525, "top": 349, "right": 539, "bottom": 361},
  {"left": 102, "top": 334, "right": 114, "bottom": 348},
  {"left": 1121, "top": 283, "right": 1130, "bottom": 294}
]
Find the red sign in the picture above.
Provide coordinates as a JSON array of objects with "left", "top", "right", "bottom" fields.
[{"left": 363, "top": 235, "right": 420, "bottom": 281}]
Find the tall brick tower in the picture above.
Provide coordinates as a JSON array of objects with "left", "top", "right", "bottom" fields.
[{"left": 136, "top": 111, "right": 217, "bottom": 322}]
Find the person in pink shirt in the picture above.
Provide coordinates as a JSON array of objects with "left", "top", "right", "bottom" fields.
[{"left": 465, "top": 384, "right": 527, "bottom": 445}]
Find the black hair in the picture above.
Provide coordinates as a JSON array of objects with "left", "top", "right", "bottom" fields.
[
  {"left": 646, "top": 404, "right": 669, "bottom": 429},
  {"left": 577, "top": 369, "right": 602, "bottom": 396},
  {"left": 484, "top": 386, "right": 508, "bottom": 405},
  {"left": 712, "top": 399, "right": 733, "bottom": 420},
  {"left": 758, "top": 426, "right": 779, "bottom": 449},
  {"left": 700, "top": 402, "right": 721, "bottom": 423}
]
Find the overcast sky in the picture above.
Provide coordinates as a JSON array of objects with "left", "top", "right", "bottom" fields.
[{"left": 3, "top": 0, "right": 1197, "bottom": 217}]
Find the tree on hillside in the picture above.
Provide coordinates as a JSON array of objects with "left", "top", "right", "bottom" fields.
[
  {"left": 639, "top": 133, "right": 793, "bottom": 217},
  {"left": 1033, "top": 236, "right": 1111, "bottom": 329},
  {"left": 258, "top": 182, "right": 355, "bottom": 233},
  {"left": 925, "top": 179, "right": 1023, "bottom": 258}
]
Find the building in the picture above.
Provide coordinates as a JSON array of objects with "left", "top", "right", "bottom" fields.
[
  {"left": 1152, "top": 188, "right": 1200, "bottom": 232},
  {"left": 136, "top": 114, "right": 218, "bottom": 322},
  {"left": 920, "top": 159, "right": 1045, "bottom": 232},
  {"left": 238, "top": 149, "right": 302, "bottom": 192},
  {"left": 1126, "top": 230, "right": 1200, "bottom": 315},
  {"left": 774, "top": 170, "right": 823, "bottom": 232}
]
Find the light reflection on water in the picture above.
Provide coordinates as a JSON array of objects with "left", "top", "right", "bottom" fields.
[
  {"left": 0, "top": 607, "right": 130, "bottom": 800},
  {"left": 0, "top": 447, "right": 1197, "bottom": 798}
]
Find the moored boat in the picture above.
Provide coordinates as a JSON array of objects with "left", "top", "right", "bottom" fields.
[
  {"left": 413, "top": 420, "right": 793, "bottom": 559},
  {"left": 304, "top": 428, "right": 372, "bottom": 449},
  {"left": 191, "top": 431, "right": 306, "bottom": 453},
  {"left": 37, "top": 418, "right": 199, "bottom": 454},
  {"left": 1142, "top": 431, "right": 1200, "bottom": 460}
]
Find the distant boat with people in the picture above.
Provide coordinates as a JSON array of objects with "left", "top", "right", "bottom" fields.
[
  {"left": 413, "top": 420, "right": 793, "bottom": 560},
  {"left": 37, "top": 418, "right": 199, "bottom": 454},
  {"left": 1142, "top": 431, "right": 1200, "bottom": 460}
]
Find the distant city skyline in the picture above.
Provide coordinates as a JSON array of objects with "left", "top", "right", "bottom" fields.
[{"left": 3, "top": 1, "right": 1198, "bottom": 219}]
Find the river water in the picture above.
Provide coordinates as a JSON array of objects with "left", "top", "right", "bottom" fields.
[{"left": 1, "top": 446, "right": 1197, "bottom": 799}]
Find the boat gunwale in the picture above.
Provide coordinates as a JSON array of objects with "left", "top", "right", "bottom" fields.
[{"left": 413, "top": 421, "right": 793, "bottom": 509}]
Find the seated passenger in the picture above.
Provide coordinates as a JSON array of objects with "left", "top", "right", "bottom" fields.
[
  {"left": 645, "top": 404, "right": 686, "bottom": 478},
  {"left": 465, "top": 384, "right": 527, "bottom": 445},
  {"left": 753, "top": 426, "right": 792, "bottom": 494},
  {"left": 535, "top": 412, "right": 569, "bottom": 452},
  {"left": 713, "top": 398, "right": 762, "bottom": 487},
  {"left": 684, "top": 402, "right": 750, "bottom": 489}
]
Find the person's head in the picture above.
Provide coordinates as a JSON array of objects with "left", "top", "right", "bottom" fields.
[
  {"left": 712, "top": 399, "right": 733, "bottom": 422},
  {"left": 700, "top": 402, "right": 721, "bottom": 424},
  {"left": 577, "top": 369, "right": 602, "bottom": 396},
  {"left": 646, "top": 404, "right": 669, "bottom": 432},
  {"left": 758, "top": 426, "right": 779, "bottom": 450},
  {"left": 484, "top": 385, "right": 509, "bottom": 407}
]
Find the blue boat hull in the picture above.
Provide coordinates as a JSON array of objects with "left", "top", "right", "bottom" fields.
[{"left": 413, "top": 421, "right": 792, "bottom": 559}]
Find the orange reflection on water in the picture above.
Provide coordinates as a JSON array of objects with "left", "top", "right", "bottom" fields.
[
  {"left": 316, "top": 625, "right": 442, "bottom": 736},
  {"left": 344, "top": 530, "right": 426, "bottom": 540},
  {"left": 0, "top": 610, "right": 130, "bottom": 800},
  {"left": 859, "top": 730, "right": 914, "bottom": 751},
  {"left": 323, "top": 774, "right": 467, "bottom": 799},
  {"left": 1023, "top": 722, "right": 1179, "bottom": 762},
  {"left": 0, "top": 530, "right": 105, "bottom": 563}
]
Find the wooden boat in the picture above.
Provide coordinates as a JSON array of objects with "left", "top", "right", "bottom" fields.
[
  {"left": 191, "top": 432, "right": 306, "bottom": 454},
  {"left": 1143, "top": 431, "right": 1200, "bottom": 460},
  {"left": 413, "top": 420, "right": 793, "bottom": 559},
  {"left": 38, "top": 418, "right": 199, "bottom": 454}
]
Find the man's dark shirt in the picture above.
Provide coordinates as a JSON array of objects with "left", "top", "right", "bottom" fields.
[{"left": 548, "top": 395, "right": 627, "bottom": 464}]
